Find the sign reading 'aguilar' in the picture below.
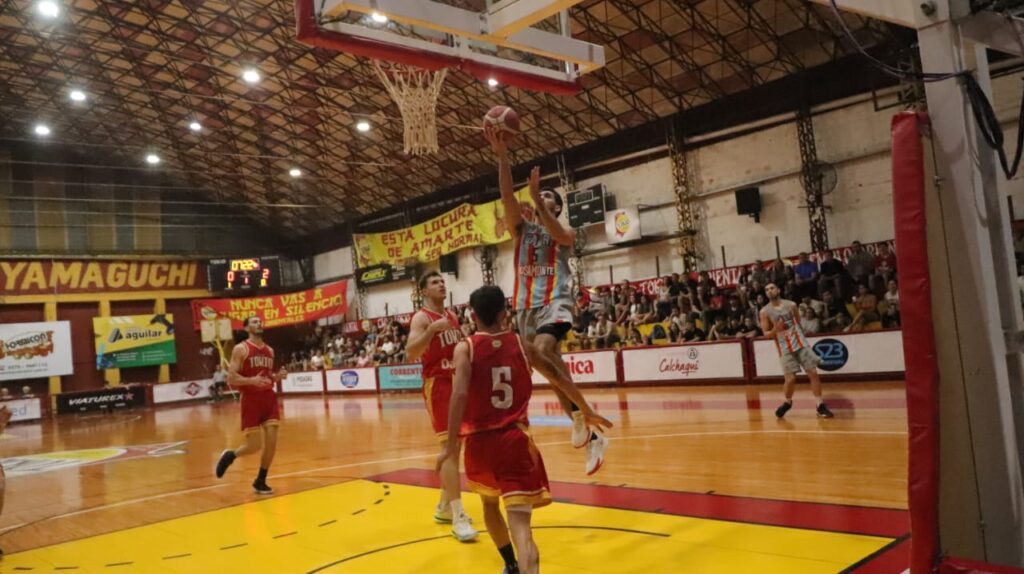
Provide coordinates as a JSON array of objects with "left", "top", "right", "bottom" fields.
[{"left": 93, "top": 314, "right": 177, "bottom": 370}]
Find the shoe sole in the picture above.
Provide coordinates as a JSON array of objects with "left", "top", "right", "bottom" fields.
[
  {"left": 586, "top": 441, "right": 608, "bottom": 476},
  {"left": 572, "top": 436, "right": 591, "bottom": 449},
  {"left": 253, "top": 488, "right": 274, "bottom": 495},
  {"left": 434, "top": 516, "right": 453, "bottom": 524},
  {"left": 451, "top": 530, "right": 478, "bottom": 542},
  {"left": 215, "top": 450, "right": 233, "bottom": 478}
]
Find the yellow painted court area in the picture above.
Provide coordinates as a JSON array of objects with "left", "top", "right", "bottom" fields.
[{"left": 3, "top": 479, "right": 892, "bottom": 573}]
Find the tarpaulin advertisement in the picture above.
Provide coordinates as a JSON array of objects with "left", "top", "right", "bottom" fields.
[
  {"left": 0, "top": 321, "right": 73, "bottom": 382},
  {"left": 191, "top": 280, "right": 348, "bottom": 330},
  {"left": 353, "top": 188, "right": 534, "bottom": 268},
  {"left": 93, "top": 314, "right": 177, "bottom": 369}
]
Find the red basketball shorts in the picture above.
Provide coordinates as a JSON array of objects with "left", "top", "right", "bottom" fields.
[
  {"left": 240, "top": 390, "right": 280, "bottom": 432},
  {"left": 423, "top": 376, "right": 453, "bottom": 441},
  {"left": 464, "top": 425, "right": 551, "bottom": 509}
]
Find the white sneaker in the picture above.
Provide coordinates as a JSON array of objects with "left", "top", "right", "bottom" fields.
[
  {"left": 451, "top": 513, "right": 479, "bottom": 542},
  {"left": 571, "top": 411, "right": 591, "bottom": 449},
  {"left": 434, "top": 502, "right": 452, "bottom": 524},
  {"left": 585, "top": 433, "right": 609, "bottom": 476}
]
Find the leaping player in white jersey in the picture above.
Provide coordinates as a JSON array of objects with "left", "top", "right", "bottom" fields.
[
  {"left": 760, "top": 282, "right": 835, "bottom": 419},
  {"left": 486, "top": 124, "right": 609, "bottom": 475}
]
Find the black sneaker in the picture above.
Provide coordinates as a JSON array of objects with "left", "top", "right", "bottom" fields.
[
  {"left": 215, "top": 450, "right": 236, "bottom": 478},
  {"left": 775, "top": 401, "right": 793, "bottom": 419},
  {"left": 252, "top": 481, "right": 274, "bottom": 495},
  {"left": 817, "top": 403, "right": 835, "bottom": 419}
]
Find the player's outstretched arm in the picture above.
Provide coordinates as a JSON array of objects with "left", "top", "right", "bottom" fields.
[
  {"left": 528, "top": 166, "right": 575, "bottom": 247},
  {"left": 523, "top": 341, "right": 612, "bottom": 432},
  {"left": 437, "top": 341, "right": 472, "bottom": 470},
  {"left": 759, "top": 309, "right": 775, "bottom": 338},
  {"left": 227, "top": 344, "right": 270, "bottom": 387},
  {"left": 486, "top": 125, "right": 524, "bottom": 239}
]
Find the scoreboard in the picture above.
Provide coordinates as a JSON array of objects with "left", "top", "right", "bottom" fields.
[{"left": 207, "top": 256, "right": 282, "bottom": 292}]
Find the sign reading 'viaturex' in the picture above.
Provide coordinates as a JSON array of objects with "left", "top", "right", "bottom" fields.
[{"left": 0, "top": 260, "right": 206, "bottom": 295}]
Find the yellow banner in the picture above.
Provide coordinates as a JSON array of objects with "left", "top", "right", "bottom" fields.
[{"left": 353, "top": 188, "right": 534, "bottom": 268}]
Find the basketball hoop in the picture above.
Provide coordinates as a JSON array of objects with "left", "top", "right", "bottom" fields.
[{"left": 373, "top": 61, "right": 447, "bottom": 156}]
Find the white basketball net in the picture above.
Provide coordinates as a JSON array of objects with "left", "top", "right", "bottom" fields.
[{"left": 373, "top": 61, "right": 447, "bottom": 156}]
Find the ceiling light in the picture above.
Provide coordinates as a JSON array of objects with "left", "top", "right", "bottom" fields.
[
  {"left": 69, "top": 89, "right": 86, "bottom": 102},
  {"left": 289, "top": 168, "right": 302, "bottom": 177},
  {"left": 145, "top": 154, "right": 160, "bottom": 165},
  {"left": 371, "top": 12, "right": 388, "bottom": 23},
  {"left": 356, "top": 121, "right": 371, "bottom": 132},
  {"left": 34, "top": 124, "right": 51, "bottom": 136},
  {"left": 487, "top": 78, "right": 498, "bottom": 87},
  {"left": 37, "top": 1, "right": 59, "bottom": 18},
  {"left": 242, "top": 69, "right": 260, "bottom": 84},
  {"left": 189, "top": 121, "right": 202, "bottom": 132}
]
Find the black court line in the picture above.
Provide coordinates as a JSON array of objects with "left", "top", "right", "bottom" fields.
[
  {"left": 54, "top": 567, "right": 78, "bottom": 571},
  {"left": 273, "top": 532, "right": 297, "bottom": 539},
  {"left": 374, "top": 499, "right": 383, "bottom": 505},
  {"left": 306, "top": 535, "right": 452, "bottom": 573},
  {"left": 162, "top": 553, "right": 191, "bottom": 560},
  {"left": 318, "top": 520, "right": 337, "bottom": 527},
  {"left": 105, "top": 562, "right": 132, "bottom": 567},
  {"left": 838, "top": 533, "right": 911, "bottom": 574},
  {"left": 13, "top": 567, "right": 33, "bottom": 571},
  {"left": 533, "top": 525, "right": 671, "bottom": 538},
  {"left": 220, "top": 543, "right": 247, "bottom": 550},
  {"left": 352, "top": 509, "right": 366, "bottom": 515}
]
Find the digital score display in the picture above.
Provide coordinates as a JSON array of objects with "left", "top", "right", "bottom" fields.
[{"left": 207, "top": 256, "right": 282, "bottom": 292}]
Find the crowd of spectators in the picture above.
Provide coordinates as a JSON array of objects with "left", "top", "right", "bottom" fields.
[{"left": 568, "top": 241, "right": 899, "bottom": 350}]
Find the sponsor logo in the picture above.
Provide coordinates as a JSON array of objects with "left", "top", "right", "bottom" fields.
[
  {"left": 614, "top": 211, "right": 632, "bottom": 237},
  {"left": 360, "top": 268, "right": 388, "bottom": 282},
  {"left": 386, "top": 367, "right": 420, "bottom": 376},
  {"left": 0, "top": 331, "right": 55, "bottom": 360},
  {"left": 1, "top": 442, "right": 186, "bottom": 478},
  {"left": 67, "top": 391, "right": 134, "bottom": 406},
  {"left": 812, "top": 338, "right": 849, "bottom": 371},
  {"left": 518, "top": 265, "right": 555, "bottom": 278},
  {"left": 660, "top": 348, "right": 701, "bottom": 376},
  {"left": 185, "top": 382, "right": 201, "bottom": 397},
  {"left": 123, "top": 328, "right": 165, "bottom": 341},
  {"left": 566, "top": 358, "right": 595, "bottom": 375},
  {"left": 340, "top": 370, "right": 360, "bottom": 389}
]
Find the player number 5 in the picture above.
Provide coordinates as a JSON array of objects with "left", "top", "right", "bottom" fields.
[{"left": 491, "top": 367, "right": 513, "bottom": 409}]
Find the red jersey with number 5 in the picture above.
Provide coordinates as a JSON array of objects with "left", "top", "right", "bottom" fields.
[
  {"left": 417, "top": 308, "right": 463, "bottom": 381},
  {"left": 461, "top": 331, "right": 532, "bottom": 436}
]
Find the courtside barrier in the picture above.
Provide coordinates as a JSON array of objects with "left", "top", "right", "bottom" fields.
[
  {"left": 751, "top": 330, "right": 905, "bottom": 381},
  {"left": 620, "top": 340, "right": 748, "bottom": 385}
]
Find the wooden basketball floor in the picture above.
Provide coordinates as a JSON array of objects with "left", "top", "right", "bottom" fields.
[{"left": 0, "top": 383, "right": 908, "bottom": 573}]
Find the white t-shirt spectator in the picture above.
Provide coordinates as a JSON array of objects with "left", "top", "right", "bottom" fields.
[
  {"left": 381, "top": 340, "right": 396, "bottom": 356},
  {"left": 310, "top": 354, "right": 325, "bottom": 370}
]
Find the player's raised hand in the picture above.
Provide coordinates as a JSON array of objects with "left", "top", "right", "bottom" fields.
[
  {"left": 528, "top": 166, "right": 542, "bottom": 205},
  {"left": 484, "top": 124, "right": 508, "bottom": 157}
]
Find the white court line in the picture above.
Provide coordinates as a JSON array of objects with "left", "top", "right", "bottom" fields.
[
  {"left": 0, "top": 522, "right": 26, "bottom": 534},
  {"left": 5, "top": 429, "right": 906, "bottom": 524}
]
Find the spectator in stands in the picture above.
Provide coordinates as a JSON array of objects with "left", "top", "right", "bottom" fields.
[
  {"left": 783, "top": 280, "right": 798, "bottom": 302},
  {"left": 310, "top": 350, "right": 325, "bottom": 371},
  {"left": 614, "top": 285, "right": 632, "bottom": 326},
  {"left": 847, "top": 240, "right": 876, "bottom": 287},
  {"left": 707, "top": 285, "right": 725, "bottom": 319},
  {"left": 707, "top": 317, "right": 736, "bottom": 341},
  {"left": 801, "top": 295, "right": 825, "bottom": 319},
  {"left": 751, "top": 260, "right": 768, "bottom": 286},
  {"left": 800, "top": 306, "right": 822, "bottom": 335},
  {"left": 875, "top": 243, "right": 897, "bottom": 282},
  {"left": 355, "top": 349, "right": 372, "bottom": 368},
  {"left": 883, "top": 279, "right": 901, "bottom": 327},
  {"left": 818, "top": 290, "right": 846, "bottom": 332},
  {"left": 749, "top": 293, "right": 768, "bottom": 319},
  {"left": 20, "top": 386, "right": 33, "bottom": 398},
  {"left": 668, "top": 321, "right": 682, "bottom": 343},
  {"left": 769, "top": 259, "right": 788, "bottom": 287},
  {"left": 849, "top": 283, "right": 881, "bottom": 331},
  {"left": 597, "top": 286, "right": 615, "bottom": 318},
  {"left": 819, "top": 250, "right": 846, "bottom": 299},
  {"left": 697, "top": 271, "right": 716, "bottom": 291},
  {"left": 736, "top": 316, "right": 763, "bottom": 339},
  {"left": 629, "top": 292, "right": 656, "bottom": 328},
  {"left": 655, "top": 278, "right": 673, "bottom": 320},
  {"left": 725, "top": 297, "right": 746, "bottom": 323},
  {"left": 793, "top": 252, "right": 820, "bottom": 299},
  {"left": 668, "top": 273, "right": 684, "bottom": 300},
  {"left": 379, "top": 336, "right": 397, "bottom": 364},
  {"left": 210, "top": 364, "right": 229, "bottom": 402},
  {"left": 625, "top": 327, "right": 648, "bottom": 347},
  {"left": 681, "top": 320, "right": 706, "bottom": 342},
  {"left": 726, "top": 317, "right": 743, "bottom": 337},
  {"left": 588, "top": 312, "right": 618, "bottom": 349},
  {"left": 747, "top": 280, "right": 766, "bottom": 303}
]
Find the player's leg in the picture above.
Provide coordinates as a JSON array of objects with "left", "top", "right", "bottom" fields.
[
  {"left": 442, "top": 437, "right": 477, "bottom": 541},
  {"left": 775, "top": 355, "right": 798, "bottom": 418},
  {"left": 805, "top": 358, "right": 834, "bottom": 418},
  {"left": 482, "top": 496, "right": 519, "bottom": 573},
  {"left": 506, "top": 507, "right": 539, "bottom": 574},
  {"left": 253, "top": 423, "right": 278, "bottom": 494},
  {"left": 215, "top": 427, "right": 261, "bottom": 478}
]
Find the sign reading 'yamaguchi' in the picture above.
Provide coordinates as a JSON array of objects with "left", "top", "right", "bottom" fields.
[
  {"left": 190, "top": 280, "right": 348, "bottom": 330},
  {"left": 0, "top": 260, "right": 206, "bottom": 295}
]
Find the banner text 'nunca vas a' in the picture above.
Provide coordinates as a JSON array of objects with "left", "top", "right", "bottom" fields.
[
  {"left": 190, "top": 280, "right": 348, "bottom": 330},
  {"left": 353, "top": 188, "right": 535, "bottom": 268}
]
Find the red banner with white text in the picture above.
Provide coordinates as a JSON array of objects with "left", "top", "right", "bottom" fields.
[{"left": 191, "top": 281, "right": 348, "bottom": 330}]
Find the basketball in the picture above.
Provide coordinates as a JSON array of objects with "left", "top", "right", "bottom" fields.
[{"left": 483, "top": 105, "right": 520, "bottom": 136}]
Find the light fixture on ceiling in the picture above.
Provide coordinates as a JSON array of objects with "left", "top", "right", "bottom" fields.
[
  {"left": 242, "top": 69, "right": 261, "bottom": 84},
  {"left": 145, "top": 154, "right": 161, "bottom": 165},
  {"left": 289, "top": 168, "right": 302, "bottom": 178},
  {"left": 34, "top": 124, "right": 51, "bottom": 136},
  {"left": 69, "top": 89, "right": 86, "bottom": 102},
  {"left": 356, "top": 121, "right": 371, "bottom": 132},
  {"left": 371, "top": 12, "right": 388, "bottom": 23},
  {"left": 487, "top": 78, "right": 499, "bottom": 87},
  {"left": 37, "top": 0, "right": 59, "bottom": 18},
  {"left": 189, "top": 121, "right": 202, "bottom": 132}
]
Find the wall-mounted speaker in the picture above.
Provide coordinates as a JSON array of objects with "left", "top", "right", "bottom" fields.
[{"left": 735, "top": 187, "right": 762, "bottom": 223}]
